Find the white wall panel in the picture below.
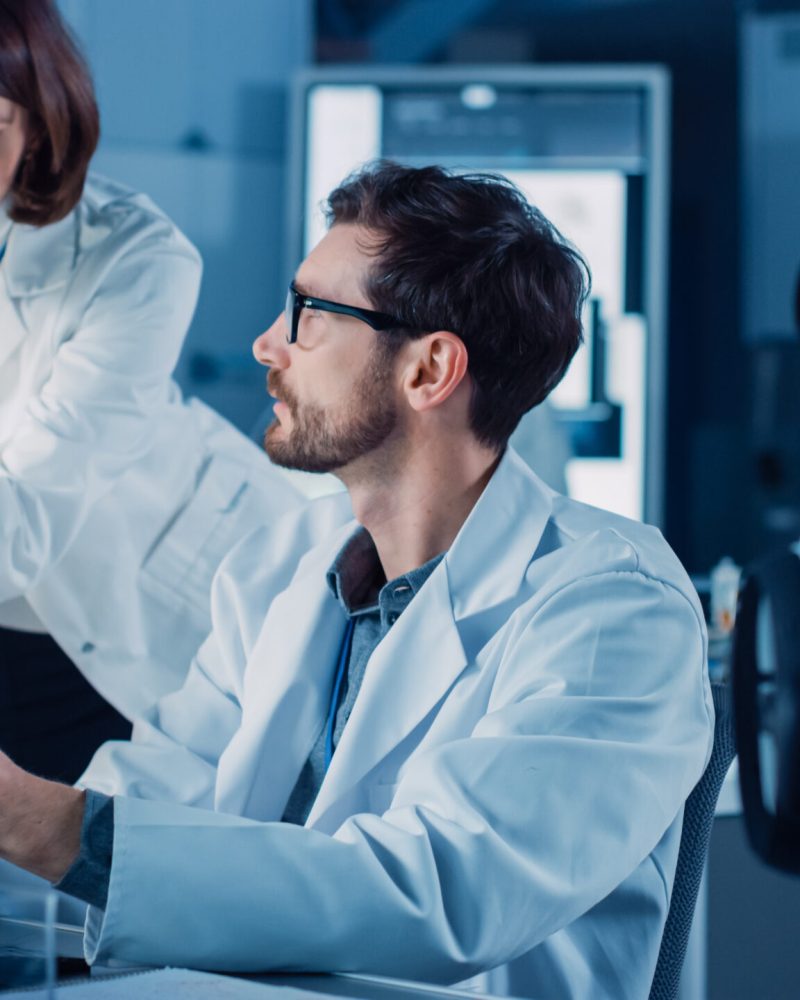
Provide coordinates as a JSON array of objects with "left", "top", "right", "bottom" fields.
[{"left": 59, "top": 0, "right": 313, "bottom": 432}]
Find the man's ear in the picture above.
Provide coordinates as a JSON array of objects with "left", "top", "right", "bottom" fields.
[{"left": 402, "top": 332, "right": 469, "bottom": 413}]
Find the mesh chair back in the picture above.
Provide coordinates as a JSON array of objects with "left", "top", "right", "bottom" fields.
[{"left": 649, "top": 681, "right": 736, "bottom": 1000}]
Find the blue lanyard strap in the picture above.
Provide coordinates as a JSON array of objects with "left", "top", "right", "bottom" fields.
[{"left": 324, "top": 617, "right": 356, "bottom": 770}]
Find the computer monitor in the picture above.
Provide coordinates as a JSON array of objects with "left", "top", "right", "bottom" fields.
[{"left": 289, "top": 65, "right": 670, "bottom": 525}]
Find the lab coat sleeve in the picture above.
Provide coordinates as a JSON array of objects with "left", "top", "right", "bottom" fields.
[
  {"left": 77, "top": 631, "right": 241, "bottom": 808},
  {"left": 78, "top": 496, "right": 355, "bottom": 803},
  {"left": 76, "top": 543, "right": 253, "bottom": 806},
  {"left": 0, "top": 228, "right": 200, "bottom": 601},
  {"left": 84, "top": 569, "right": 713, "bottom": 983}
]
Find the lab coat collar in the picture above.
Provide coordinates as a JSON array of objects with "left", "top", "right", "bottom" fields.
[
  {"left": 308, "top": 555, "right": 466, "bottom": 828},
  {"left": 446, "top": 445, "right": 555, "bottom": 621},
  {"left": 326, "top": 526, "right": 384, "bottom": 613},
  {"left": 216, "top": 448, "right": 555, "bottom": 825},
  {"left": 306, "top": 447, "right": 554, "bottom": 825},
  {"left": 0, "top": 207, "right": 78, "bottom": 298},
  {"left": 0, "top": 204, "right": 78, "bottom": 370},
  {"left": 215, "top": 522, "right": 357, "bottom": 819},
  {"left": 0, "top": 199, "right": 11, "bottom": 249},
  {"left": 0, "top": 200, "right": 25, "bottom": 370},
  {"left": 0, "top": 288, "right": 25, "bottom": 368}
]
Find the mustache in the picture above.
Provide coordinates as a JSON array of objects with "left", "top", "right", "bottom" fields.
[{"left": 267, "top": 371, "right": 298, "bottom": 410}]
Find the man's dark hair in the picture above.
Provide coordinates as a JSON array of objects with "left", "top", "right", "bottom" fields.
[
  {"left": 325, "top": 161, "right": 590, "bottom": 451},
  {"left": 0, "top": 0, "right": 99, "bottom": 225}
]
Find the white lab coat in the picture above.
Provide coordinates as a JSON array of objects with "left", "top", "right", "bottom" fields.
[
  {"left": 0, "top": 175, "right": 299, "bottom": 717},
  {"left": 80, "top": 449, "right": 713, "bottom": 1000}
]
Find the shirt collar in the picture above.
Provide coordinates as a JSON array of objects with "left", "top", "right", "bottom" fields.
[
  {"left": 326, "top": 526, "right": 444, "bottom": 619},
  {"left": 326, "top": 528, "right": 385, "bottom": 614}
]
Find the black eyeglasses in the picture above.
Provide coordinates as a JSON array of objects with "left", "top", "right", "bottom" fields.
[{"left": 285, "top": 282, "right": 407, "bottom": 345}]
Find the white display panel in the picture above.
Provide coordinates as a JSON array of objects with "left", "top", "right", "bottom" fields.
[
  {"left": 506, "top": 169, "right": 626, "bottom": 412},
  {"left": 506, "top": 170, "right": 645, "bottom": 520},
  {"left": 305, "top": 86, "right": 382, "bottom": 253}
]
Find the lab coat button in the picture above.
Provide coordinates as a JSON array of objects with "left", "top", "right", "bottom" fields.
[{"left": 81, "top": 641, "right": 96, "bottom": 654}]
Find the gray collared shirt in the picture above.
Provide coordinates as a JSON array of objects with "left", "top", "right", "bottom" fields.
[
  {"left": 282, "top": 528, "right": 443, "bottom": 825},
  {"left": 57, "top": 528, "right": 443, "bottom": 908}
]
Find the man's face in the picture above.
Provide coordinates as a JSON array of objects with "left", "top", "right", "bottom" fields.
[
  {"left": 254, "top": 224, "right": 402, "bottom": 475},
  {"left": 263, "top": 341, "right": 399, "bottom": 474}
]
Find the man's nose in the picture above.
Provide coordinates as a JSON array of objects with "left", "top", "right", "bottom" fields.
[{"left": 253, "top": 313, "right": 288, "bottom": 367}]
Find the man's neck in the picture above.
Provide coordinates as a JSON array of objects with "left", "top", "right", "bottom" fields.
[{"left": 340, "top": 439, "right": 501, "bottom": 582}]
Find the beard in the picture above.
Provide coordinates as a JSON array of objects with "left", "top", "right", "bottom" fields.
[{"left": 263, "top": 345, "right": 400, "bottom": 474}]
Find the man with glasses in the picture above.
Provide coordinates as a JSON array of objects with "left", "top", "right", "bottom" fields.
[{"left": 0, "top": 162, "right": 712, "bottom": 1000}]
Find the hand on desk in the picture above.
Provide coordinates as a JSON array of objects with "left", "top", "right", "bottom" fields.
[{"left": 0, "top": 749, "right": 84, "bottom": 883}]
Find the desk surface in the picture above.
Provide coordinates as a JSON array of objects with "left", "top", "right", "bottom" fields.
[
  {"left": 1, "top": 968, "right": 503, "bottom": 999},
  {"left": 258, "top": 973, "right": 499, "bottom": 1000},
  {"left": 2, "top": 920, "right": 502, "bottom": 1000}
]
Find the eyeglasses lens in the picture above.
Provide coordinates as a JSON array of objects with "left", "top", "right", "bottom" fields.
[{"left": 284, "top": 288, "right": 296, "bottom": 344}]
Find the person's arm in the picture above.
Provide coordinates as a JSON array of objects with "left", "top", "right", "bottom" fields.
[
  {"left": 0, "top": 497, "right": 352, "bottom": 895},
  {"left": 0, "top": 217, "right": 200, "bottom": 602},
  {"left": 0, "top": 539, "right": 249, "bottom": 899},
  {"left": 54, "top": 791, "right": 114, "bottom": 909},
  {"left": 75, "top": 493, "right": 352, "bottom": 802},
  {"left": 0, "top": 750, "right": 83, "bottom": 883}
]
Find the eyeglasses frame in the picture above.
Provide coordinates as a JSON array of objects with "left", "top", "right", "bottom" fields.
[{"left": 285, "top": 281, "right": 407, "bottom": 345}]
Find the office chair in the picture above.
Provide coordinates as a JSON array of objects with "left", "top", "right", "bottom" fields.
[
  {"left": 649, "top": 681, "right": 736, "bottom": 1000},
  {"left": 732, "top": 549, "right": 800, "bottom": 874}
]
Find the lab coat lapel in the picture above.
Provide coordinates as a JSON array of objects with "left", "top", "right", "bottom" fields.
[
  {"left": 0, "top": 286, "right": 27, "bottom": 368},
  {"left": 307, "top": 561, "right": 466, "bottom": 826},
  {"left": 214, "top": 526, "right": 354, "bottom": 819},
  {"left": 308, "top": 448, "right": 554, "bottom": 826},
  {"left": 446, "top": 446, "right": 555, "bottom": 624},
  {"left": 2, "top": 212, "right": 77, "bottom": 297},
  {"left": 0, "top": 212, "right": 77, "bottom": 368}
]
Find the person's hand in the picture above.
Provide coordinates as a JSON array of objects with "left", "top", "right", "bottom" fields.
[{"left": 0, "top": 750, "right": 84, "bottom": 882}]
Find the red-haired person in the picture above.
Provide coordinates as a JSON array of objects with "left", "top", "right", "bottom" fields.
[{"left": 0, "top": 0, "right": 298, "bottom": 783}]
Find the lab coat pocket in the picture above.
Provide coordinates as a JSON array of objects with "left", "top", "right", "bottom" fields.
[{"left": 140, "top": 453, "right": 255, "bottom": 626}]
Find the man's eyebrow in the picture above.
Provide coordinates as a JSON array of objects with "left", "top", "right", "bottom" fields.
[{"left": 293, "top": 279, "right": 323, "bottom": 299}]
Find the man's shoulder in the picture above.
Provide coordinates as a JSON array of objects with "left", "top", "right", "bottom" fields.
[
  {"left": 494, "top": 449, "right": 694, "bottom": 598},
  {"left": 531, "top": 488, "right": 699, "bottom": 613},
  {"left": 76, "top": 173, "right": 200, "bottom": 268}
]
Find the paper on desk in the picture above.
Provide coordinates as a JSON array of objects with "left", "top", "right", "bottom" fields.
[{"left": 0, "top": 966, "right": 321, "bottom": 998}]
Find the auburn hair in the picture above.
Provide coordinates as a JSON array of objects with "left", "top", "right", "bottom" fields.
[{"left": 0, "top": 0, "right": 98, "bottom": 225}]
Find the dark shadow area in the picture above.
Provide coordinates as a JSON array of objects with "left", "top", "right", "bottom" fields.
[{"left": 708, "top": 817, "right": 800, "bottom": 1000}]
